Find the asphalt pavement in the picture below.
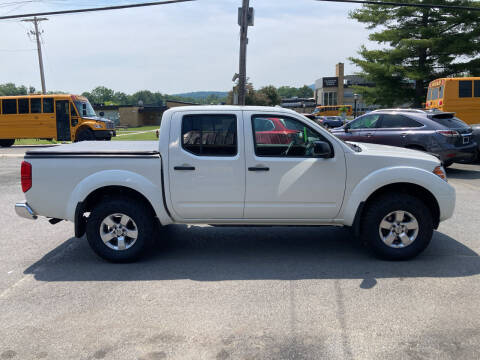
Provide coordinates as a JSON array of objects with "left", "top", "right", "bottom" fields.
[{"left": 1, "top": 147, "right": 480, "bottom": 359}]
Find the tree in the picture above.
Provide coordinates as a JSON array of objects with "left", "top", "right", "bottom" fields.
[
  {"left": 350, "top": 0, "right": 480, "bottom": 107},
  {"left": 297, "top": 85, "right": 313, "bottom": 98},
  {"left": 257, "top": 85, "right": 281, "bottom": 106},
  {"left": 0, "top": 83, "right": 27, "bottom": 96}
]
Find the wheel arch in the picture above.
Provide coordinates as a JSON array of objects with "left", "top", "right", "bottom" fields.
[
  {"left": 74, "top": 185, "right": 158, "bottom": 238},
  {"left": 74, "top": 125, "right": 94, "bottom": 141},
  {"left": 355, "top": 183, "right": 440, "bottom": 234}
]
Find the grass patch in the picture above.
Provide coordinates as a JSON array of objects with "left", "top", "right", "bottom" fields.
[
  {"left": 112, "top": 131, "right": 157, "bottom": 141},
  {"left": 116, "top": 126, "right": 159, "bottom": 133},
  {"left": 14, "top": 139, "right": 61, "bottom": 145}
]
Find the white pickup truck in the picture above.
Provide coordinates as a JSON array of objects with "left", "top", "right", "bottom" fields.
[{"left": 15, "top": 106, "right": 455, "bottom": 262}]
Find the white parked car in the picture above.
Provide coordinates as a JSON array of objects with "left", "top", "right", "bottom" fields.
[{"left": 15, "top": 106, "right": 455, "bottom": 262}]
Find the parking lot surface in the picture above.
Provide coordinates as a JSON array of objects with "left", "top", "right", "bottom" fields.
[{"left": 1, "top": 148, "right": 480, "bottom": 359}]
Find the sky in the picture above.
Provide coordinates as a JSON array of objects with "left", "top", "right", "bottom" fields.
[{"left": 0, "top": 0, "right": 374, "bottom": 94}]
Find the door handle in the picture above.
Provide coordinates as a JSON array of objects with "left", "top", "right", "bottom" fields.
[
  {"left": 248, "top": 167, "right": 269, "bottom": 172},
  {"left": 365, "top": 132, "right": 373, "bottom": 137},
  {"left": 401, "top": 133, "right": 407, "bottom": 137},
  {"left": 174, "top": 166, "right": 195, "bottom": 171}
]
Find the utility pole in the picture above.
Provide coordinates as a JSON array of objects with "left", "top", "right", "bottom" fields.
[
  {"left": 237, "top": 0, "right": 253, "bottom": 105},
  {"left": 22, "top": 17, "right": 48, "bottom": 94}
]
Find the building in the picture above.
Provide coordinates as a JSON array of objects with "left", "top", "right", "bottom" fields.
[
  {"left": 93, "top": 100, "right": 198, "bottom": 128},
  {"left": 314, "top": 63, "right": 379, "bottom": 115}
]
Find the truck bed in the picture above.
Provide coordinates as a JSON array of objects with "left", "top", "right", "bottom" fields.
[{"left": 25, "top": 141, "right": 159, "bottom": 158}]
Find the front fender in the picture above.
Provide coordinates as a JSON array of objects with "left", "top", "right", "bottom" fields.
[
  {"left": 65, "top": 169, "right": 171, "bottom": 225},
  {"left": 339, "top": 166, "right": 455, "bottom": 226}
]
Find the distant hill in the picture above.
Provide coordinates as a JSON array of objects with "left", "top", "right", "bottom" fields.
[{"left": 171, "top": 91, "right": 228, "bottom": 99}]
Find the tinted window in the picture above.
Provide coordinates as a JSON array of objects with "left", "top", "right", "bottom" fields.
[
  {"left": 459, "top": 80, "right": 472, "bottom": 98},
  {"left": 182, "top": 114, "right": 237, "bottom": 156},
  {"left": 432, "top": 116, "right": 470, "bottom": 129},
  {"left": 349, "top": 114, "right": 381, "bottom": 129},
  {"left": 43, "top": 98, "right": 54, "bottom": 113},
  {"left": 439, "top": 85, "right": 444, "bottom": 98},
  {"left": 474, "top": 80, "right": 480, "bottom": 97},
  {"left": 2, "top": 99, "right": 17, "bottom": 114},
  {"left": 379, "top": 115, "right": 422, "bottom": 128},
  {"left": 254, "top": 118, "right": 275, "bottom": 131},
  {"left": 31, "top": 98, "right": 41, "bottom": 113},
  {"left": 252, "top": 115, "right": 331, "bottom": 157},
  {"left": 18, "top": 99, "right": 29, "bottom": 114}
]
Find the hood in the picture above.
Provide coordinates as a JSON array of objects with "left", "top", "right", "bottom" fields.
[
  {"left": 83, "top": 116, "right": 113, "bottom": 123},
  {"left": 349, "top": 141, "right": 441, "bottom": 170}
]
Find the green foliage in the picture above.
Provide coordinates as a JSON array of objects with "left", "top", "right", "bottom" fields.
[
  {"left": 0, "top": 83, "right": 28, "bottom": 96},
  {"left": 350, "top": 0, "right": 480, "bottom": 107},
  {"left": 226, "top": 83, "right": 282, "bottom": 106},
  {"left": 277, "top": 85, "right": 313, "bottom": 98}
]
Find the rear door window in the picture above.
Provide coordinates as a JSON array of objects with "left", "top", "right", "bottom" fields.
[
  {"left": 379, "top": 115, "right": 423, "bottom": 128},
  {"left": 182, "top": 114, "right": 237, "bottom": 156},
  {"left": 2, "top": 99, "right": 17, "bottom": 114}
]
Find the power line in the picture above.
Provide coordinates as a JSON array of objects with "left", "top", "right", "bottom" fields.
[
  {"left": 315, "top": 0, "right": 480, "bottom": 11},
  {"left": 22, "top": 16, "right": 47, "bottom": 93},
  {"left": 0, "top": 0, "right": 195, "bottom": 20}
]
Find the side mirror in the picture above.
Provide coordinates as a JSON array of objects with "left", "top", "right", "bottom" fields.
[
  {"left": 313, "top": 141, "right": 332, "bottom": 158},
  {"left": 344, "top": 124, "right": 350, "bottom": 133},
  {"left": 99, "top": 111, "right": 105, "bottom": 117}
]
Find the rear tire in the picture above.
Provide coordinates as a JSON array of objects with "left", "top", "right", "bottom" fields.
[
  {"left": 75, "top": 128, "right": 95, "bottom": 142},
  {"left": 0, "top": 139, "right": 15, "bottom": 147},
  {"left": 86, "top": 197, "right": 155, "bottom": 262},
  {"left": 361, "top": 194, "right": 433, "bottom": 260}
]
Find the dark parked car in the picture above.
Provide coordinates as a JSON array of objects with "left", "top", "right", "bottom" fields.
[
  {"left": 331, "top": 109, "right": 477, "bottom": 166},
  {"left": 315, "top": 116, "right": 344, "bottom": 129},
  {"left": 473, "top": 124, "right": 480, "bottom": 161}
]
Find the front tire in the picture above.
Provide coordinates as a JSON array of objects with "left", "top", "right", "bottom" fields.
[
  {"left": 75, "top": 128, "right": 95, "bottom": 142},
  {"left": 0, "top": 139, "right": 15, "bottom": 147},
  {"left": 361, "top": 194, "right": 433, "bottom": 260},
  {"left": 86, "top": 197, "right": 155, "bottom": 262}
]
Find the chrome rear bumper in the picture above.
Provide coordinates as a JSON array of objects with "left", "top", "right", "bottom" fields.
[{"left": 15, "top": 202, "right": 37, "bottom": 220}]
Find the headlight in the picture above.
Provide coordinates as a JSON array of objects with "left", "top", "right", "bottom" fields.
[
  {"left": 94, "top": 123, "right": 103, "bottom": 129},
  {"left": 433, "top": 166, "right": 447, "bottom": 182}
]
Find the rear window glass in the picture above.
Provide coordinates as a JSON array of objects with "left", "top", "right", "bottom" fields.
[
  {"left": 432, "top": 116, "right": 470, "bottom": 129},
  {"left": 380, "top": 115, "right": 422, "bottom": 128},
  {"left": 182, "top": 114, "right": 237, "bottom": 156},
  {"left": 459, "top": 81, "right": 472, "bottom": 98}
]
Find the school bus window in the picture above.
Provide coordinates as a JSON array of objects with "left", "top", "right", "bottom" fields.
[
  {"left": 43, "top": 98, "right": 54, "bottom": 113},
  {"left": 2, "top": 99, "right": 17, "bottom": 114},
  {"left": 18, "top": 98, "right": 29, "bottom": 114},
  {"left": 30, "top": 98, "right": 41, "bottom": 113},
  {"left": 432, "top": 88, "right": 439, "bottom": 100},
  {"left": 474, "top": 80, "right": 480, "bottom": 97},
  {"left": 70, "top": 103, "right": 78, "bottom": 117},
  {"left": 459, "top": 80, "right": 472, "bottom": 98},
  {"left": 439, "top": 86, "right": 444, "bottom": 99}
]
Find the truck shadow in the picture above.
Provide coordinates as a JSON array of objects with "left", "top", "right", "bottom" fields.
[
  {"left": 446, "top": 166, "right": 480, "bottom": 180},
  {"left": 24, "top": 225, "right": 480, "bottom": 283}
]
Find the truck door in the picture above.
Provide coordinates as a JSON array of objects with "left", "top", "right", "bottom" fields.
[
  {"left": 55, "top": 100, "right": 71, "bottom": 141},
  {"left": 244, "top": 111, "right": 346, "bottom": 220},
  {"left": 168, "top": 111, "right": 245, "bottom": 219}
]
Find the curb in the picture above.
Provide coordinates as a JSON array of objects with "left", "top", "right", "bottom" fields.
[{"left": 0, "top": 154, "right": 25, "bottom": 158}]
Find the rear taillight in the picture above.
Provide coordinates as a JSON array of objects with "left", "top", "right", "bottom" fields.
[
  {"left": 436, "top": 130, "right": 460, "bottom": 137},
  {"left": 21, "top": 161, "right": 32, "bottom": 193}
]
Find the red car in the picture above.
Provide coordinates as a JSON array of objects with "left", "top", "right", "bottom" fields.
[{"left": 254, "top": 117, "right": 300, "bottom": 144}]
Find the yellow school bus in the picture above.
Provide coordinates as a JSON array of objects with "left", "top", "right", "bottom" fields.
[
  {"left": 0, "top": 94, "right": 115, "bottom": 147},
  {"left": 312, "top": 105, "right": 353, "bottom": 117},
  {"left": 426, "top": 77, "right": 480, "bottom": 125}
]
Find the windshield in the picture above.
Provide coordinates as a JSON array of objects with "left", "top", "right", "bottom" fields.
[{"left": 74, "top": 100, "right": 96, "bottom": 117}]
